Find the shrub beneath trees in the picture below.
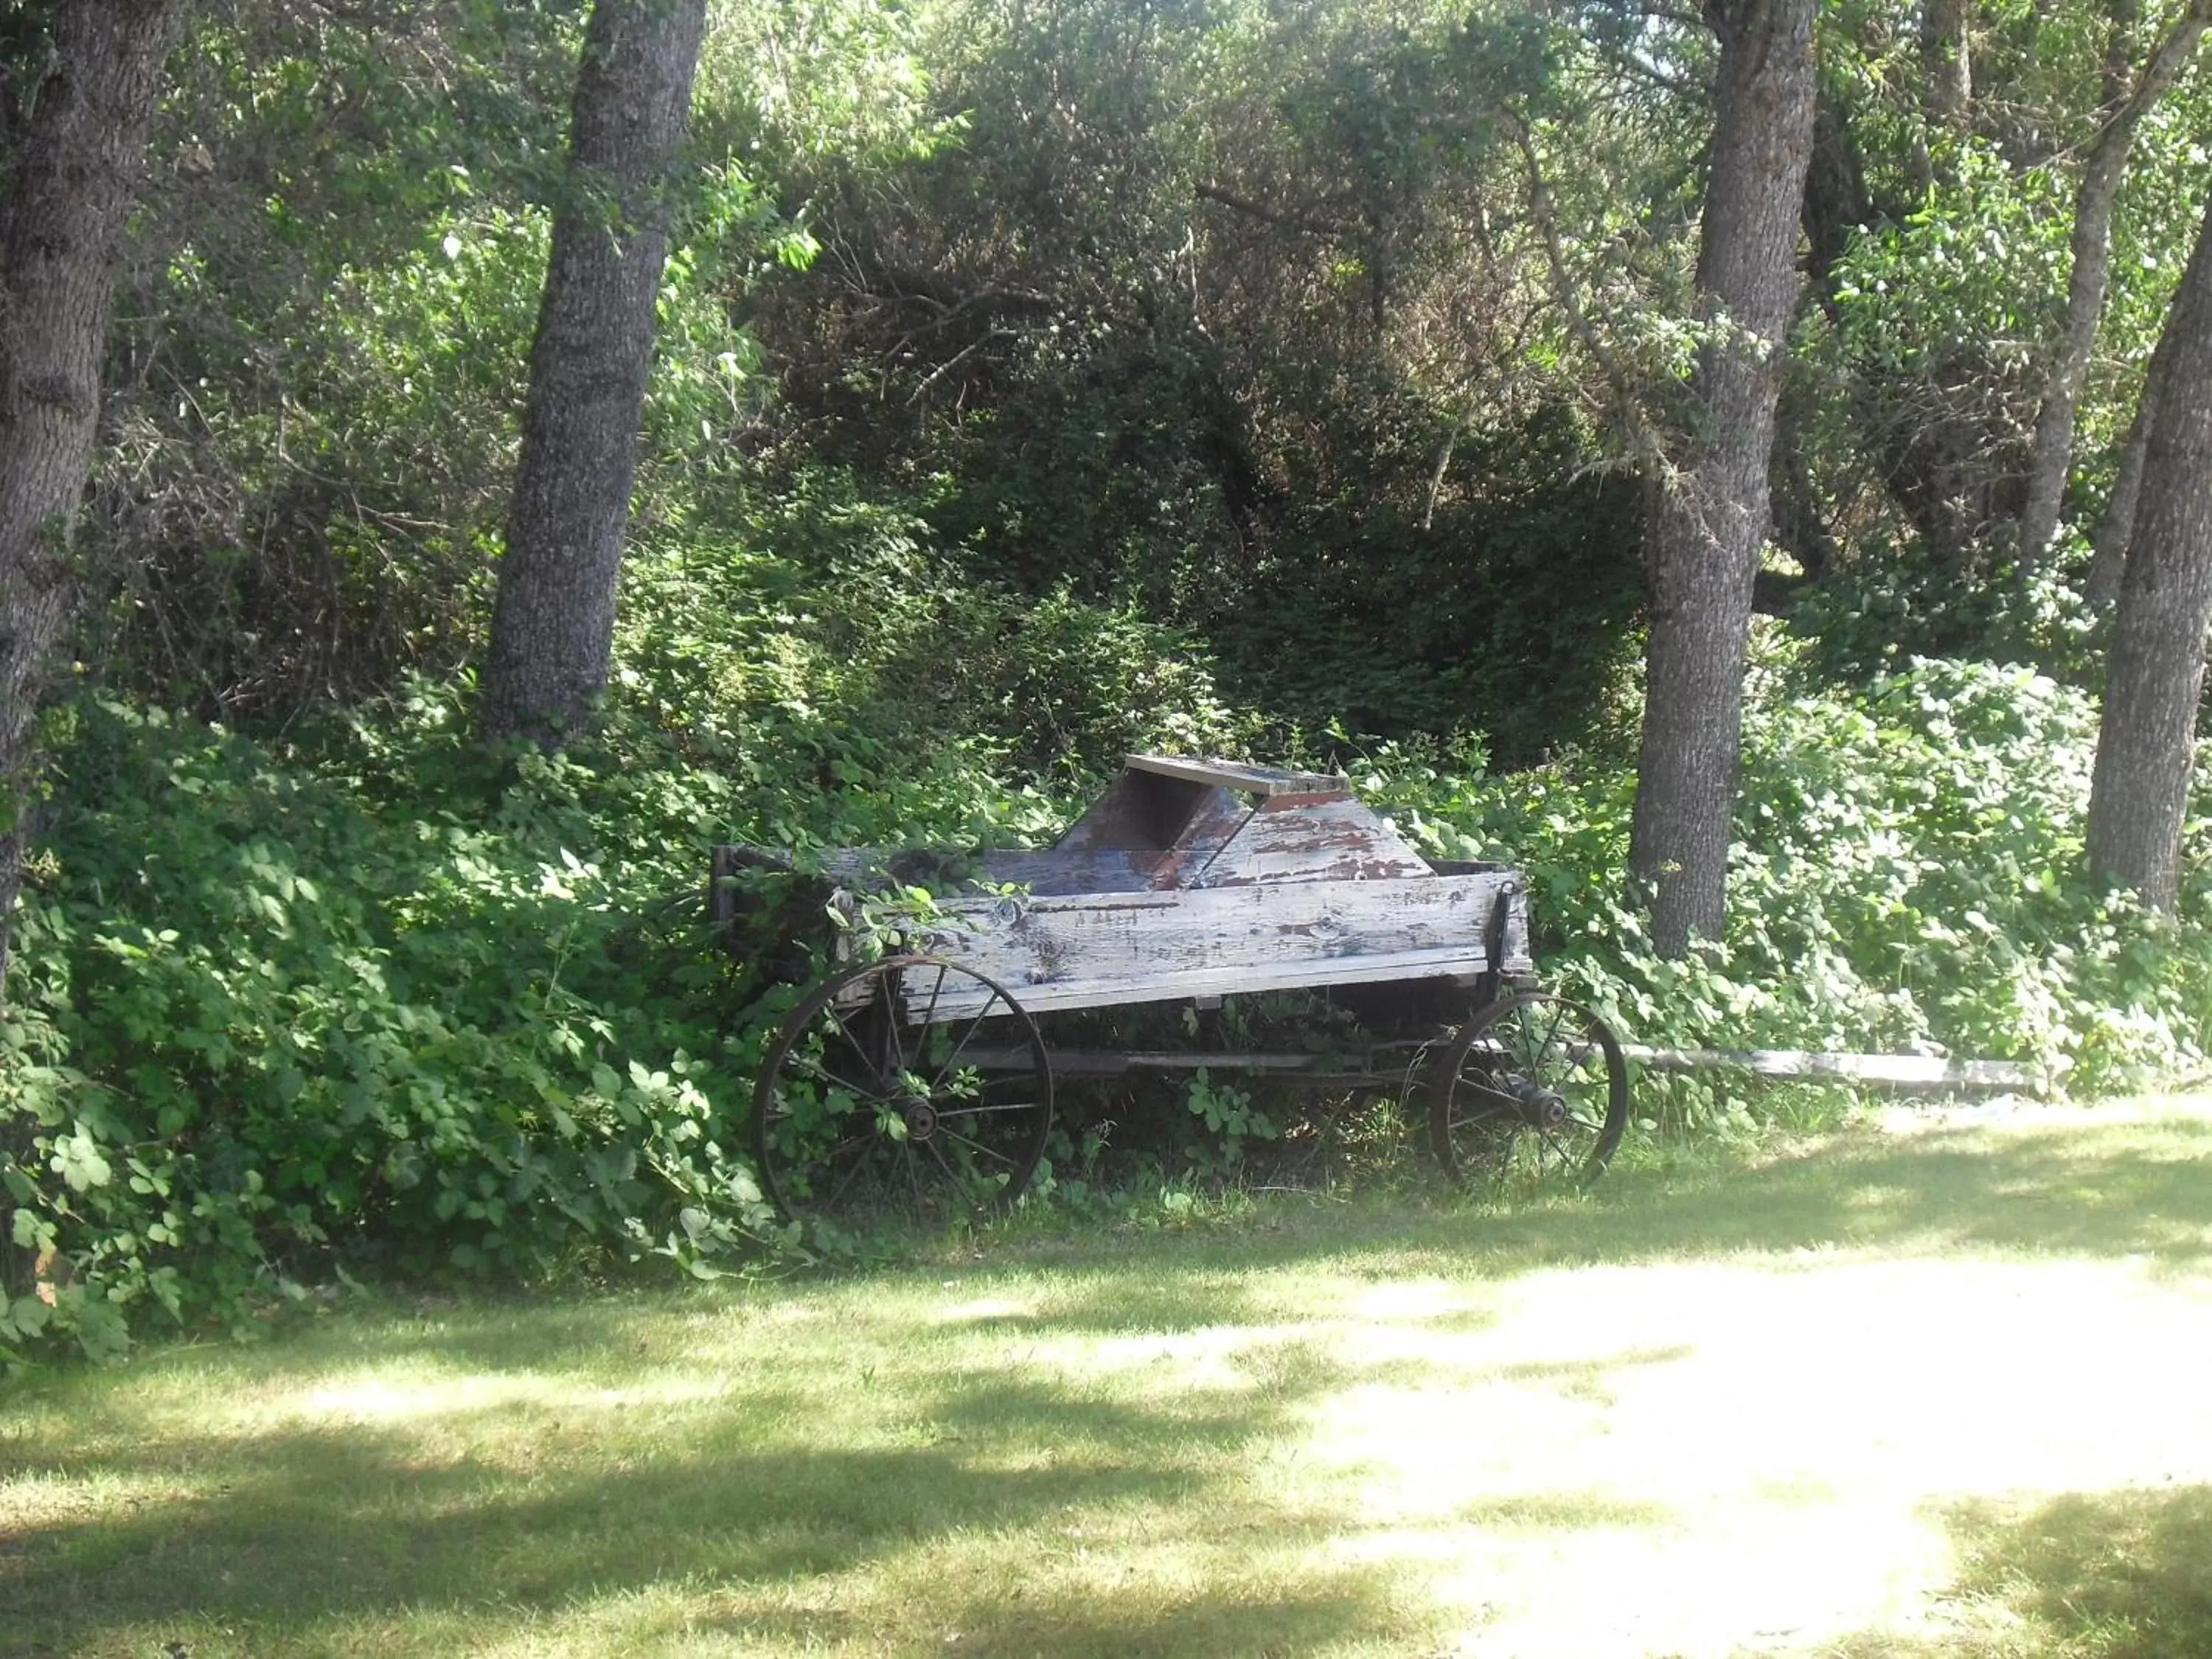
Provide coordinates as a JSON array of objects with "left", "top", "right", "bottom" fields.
[{"left": 9, "top": 604, "right": 2208, "bottom": 1364}]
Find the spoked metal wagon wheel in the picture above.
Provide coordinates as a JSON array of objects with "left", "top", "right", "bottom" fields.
[
  {"left": 751, "top": 954, "right": 1053, "bottom": 1228},
  {"left": 1430, "top": 990, "right": 1628, "bottom": 1190}
]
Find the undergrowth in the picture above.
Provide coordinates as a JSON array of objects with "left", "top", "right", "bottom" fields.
[
  {"left": 1355, "top": 633, "right": 2212, "bottom": 1129},
  {"left": 4, "top": 564, "right": 2209, "bottom": 1366}
]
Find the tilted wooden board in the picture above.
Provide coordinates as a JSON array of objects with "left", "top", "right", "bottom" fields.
[
  {"left": 1189, "top": 797, "right": 1435, "bottom": 886},
  {"left": 1119, "top": 754, "right": 1348, "bottom": 796},
  {"left": 849, "top": 872, "right": 1532, "bottom": 1021}
]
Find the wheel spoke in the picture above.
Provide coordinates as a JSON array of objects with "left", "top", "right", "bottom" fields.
[
  {"left": 1535, "top": 999, "right": 1568, "bottom": 1067},
  {"left": 924, "top": 1134, "right": 975, "bottom": 1192},
  {"left": 921, "top": 962, "right": 949, "bottom": 1029},
  {"left": 874, "top": 973, "right": 908, "bottom": 1079},
  {"left": 1454, "top": 1078, "right": 1517, "bottom": 1115},
  {"left": 936, "top": 1097, "right": 1043, "bottom": 1119},
  {"left": 821, "top": 1141, "right": 881, "bottom": 1210},
  {"left": 930, "top": 995, "right": 1004, "bottom": 1092},
  {"left": 938, "top": 1125, "right": 1018, "bottom": 1167},
  {"left": 823, "top": 1009, "right": 886, "bottom": 1090}
]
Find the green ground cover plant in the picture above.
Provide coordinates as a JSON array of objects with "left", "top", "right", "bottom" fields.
[
  {"left": 5, "top": 1097, "right": 2211, "bottom": 1657},
  {"left": 1354, "top": 635, "right": 2212, "bottom": 1121},
  {"left": 6, "top": 575, "right": 2211, "bottom": 1365}
]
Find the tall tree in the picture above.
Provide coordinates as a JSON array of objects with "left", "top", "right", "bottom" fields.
[
  {"left": 2085, "top": 310, "right": 2173, "bottom": 605},
  {"left": 0, "top": 0, "right": 183, "bottom": 1001},
  {"left": 479, "top": 0, "right": 709, "bottom": 745},
  {"left": 2015, "top": 0, "right": 2209, "bottom": 573},
  {"left": 1919, "top": 0, "right": 1972, "bottom": 153},
  {"left": 1627, "top": 0, "right": 1818, "bottom": 956},
  {"left": 2084, "top": 193, "right": 2212, "bottom": 909}
]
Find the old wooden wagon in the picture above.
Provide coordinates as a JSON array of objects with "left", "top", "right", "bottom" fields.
[{"left": 714, "top": 755, "right": 1628, "bottom": 1225}]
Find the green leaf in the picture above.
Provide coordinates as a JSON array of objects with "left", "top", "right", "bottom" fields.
[{"left": 52, "top": 1132, "right": 113, "bottom": 1194}]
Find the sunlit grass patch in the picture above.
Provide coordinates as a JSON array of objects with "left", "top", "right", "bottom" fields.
[{"left": 4, "top": 1096, "right": 2212, "bottom": 1657}]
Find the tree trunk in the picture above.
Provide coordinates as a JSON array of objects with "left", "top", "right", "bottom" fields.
[
  {"left": 2017, "top": 0, "right": 2208, "bottom": 574},
  {"left": 0, "top": 0, "right": 181, "bottom": 1003},
  {"left": 2085, "top": 196, "right": 2212, "bottom": 910},
  {"left": 1920, "top": 0, "right": 1973, "bottom": 135},
  {"left": 1628, "top": 0, "right": 1818, "bottom": 958},
  {"left": 479, "top": 0, "right": 709, "bottom": 746},
  {"left": 2085, "top": 325, "right": 2168, "bottom": 607}
]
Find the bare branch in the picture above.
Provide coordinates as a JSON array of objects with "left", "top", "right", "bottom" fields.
[
  {"left": 1503, "top": 111, "right": 1669, "bottom": 472},
  {"left": 1193, "top": 182, "right": 1349, "bottom": 242}
]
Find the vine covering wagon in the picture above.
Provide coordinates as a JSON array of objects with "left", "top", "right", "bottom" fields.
[{"left": 714, "top": 755, "right": 1629, "bottom": 1226}]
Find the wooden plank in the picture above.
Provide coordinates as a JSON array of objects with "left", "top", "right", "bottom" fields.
[
  {"left": 819, "top": 845, "right": 1159, "bottom": 897},
  {"left": 1195, "top": 797, "right": 1434, "bottom": 886},
  {"left": 1152, "top": 786, "right": 1261, "bottom": 886},
  {"left": 865, "top": 872, "right": 1532, "bottom": 1019},
  {"left": 1054, "top": 770, "right": 1214, "bottom": 859},
  {"left": 888, "top": 945, "right": 1502, "bottom": 1019},
  {"left": 962, "top": 1046, "right": 1407, "bottom": 1088},
  {"left": 968, "top": 848, "right": 1156, "bottom": 896},
  {"left": 1624, "top": 1045, "right": 2042, "bottom": 1091},
  {"left": 1122, "top": 754, "right": 1349, "bottom": 797}
]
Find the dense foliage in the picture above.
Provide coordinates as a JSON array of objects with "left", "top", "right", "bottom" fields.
[{"left": 9, "top": 566, "right": 2208, "bottom": 1362}]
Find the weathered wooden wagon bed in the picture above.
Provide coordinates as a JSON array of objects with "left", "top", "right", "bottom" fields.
[{"left": 714, "top": 755, "right": 1628, "bottom": 1227}]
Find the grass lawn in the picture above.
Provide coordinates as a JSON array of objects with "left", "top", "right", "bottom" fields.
[{"left": 6, "top": 1098, "right": 2212, "bottom": 1658}]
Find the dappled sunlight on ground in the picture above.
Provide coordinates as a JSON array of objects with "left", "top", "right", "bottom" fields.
[
  {"left": 1298, "top": 1253, "right": 2212, "bottom": 1655},
  {"left": 6, "top": 1096, "right": 2212, "bottom": 1656}
]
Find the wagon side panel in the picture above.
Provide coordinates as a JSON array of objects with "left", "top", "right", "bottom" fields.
[{"left": 894, "top": 872, "right": 1533, "bottom": 1020}]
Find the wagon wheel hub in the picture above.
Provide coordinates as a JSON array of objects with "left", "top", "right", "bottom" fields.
[
  {"left": 1509, "top": 1077, "right": 1570, "bottom": 1130},
  {"left": 900, "top": 1096, "right": 939, "bottom": 1141}
]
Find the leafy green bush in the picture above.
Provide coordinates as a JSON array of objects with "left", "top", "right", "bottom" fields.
[
  {"left": 623, "top": 471, "right": 1259, "bottom": 783},
  {"left": 14, "top": 512, "right": 2211, "bottom": 1368},
  {"left": 1789, "top": 539, "right": 2107, "bottom": 692},
  {"left": 1357, "top": 638, "right": 2211, "bottom": 1127},
  {"left": 1, "top": 695, "right": 771, "bottom": 1365},
  {"left": 1213, "top": 406, "right": 1646, "bottom": 764},
  {"left": 4, "top": 465, "right": 1274, "bottom": 1365}
]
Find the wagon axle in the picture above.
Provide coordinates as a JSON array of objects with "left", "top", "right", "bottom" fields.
[{"left": 1505, "top": 1077, "right": 1572, "bottom": 1130}]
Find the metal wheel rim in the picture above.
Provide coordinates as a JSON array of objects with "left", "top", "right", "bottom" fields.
[
  {"left": 1430, "top": 990, "right": 1628, "bottom": 1189},
  {"left": 751, "top": 953, "right": 1054, "bottom": 1227}
]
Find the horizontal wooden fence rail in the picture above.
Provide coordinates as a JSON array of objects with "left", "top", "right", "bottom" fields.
[
  {"left": 959, "top": 1041, "right": 2045, "bottom": 1093},
  {"left": 1619, "top": 1045, "right": 2044, "bottom": 1092}
]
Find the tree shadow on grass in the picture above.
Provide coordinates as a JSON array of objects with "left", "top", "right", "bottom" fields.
[
  {"left": 1829, "top": 1483, "right": 2212, "bottom": 1658},
  {"left": 1082, "top": 1110, "right": 2212, "bottom": 1279},
  {"left": 855, "top": 1110, "right": 2212, "bottom": 1349},
  {"left": 0, "top": 1342, "right": 1411, "bottom": 1656},
  {"left": 667, "top": 1559, "right": 1419, "bottom": 1659},
  {"left": 300, "top": 1109, "right": 2210, "bottom": 1380}
]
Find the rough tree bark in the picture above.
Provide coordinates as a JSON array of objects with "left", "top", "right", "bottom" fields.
[
  {"left": 2084, "top": 195, "right": 2212, "bottom": 910},
  {"left": 2016, "top": 0, "right": 2209, "bottom": 573},
  {"left": 1627, "top": 0, "right": 1818, "bottom": 958},
  {"left": 0, "top": 0, "right": 182, "bottom": 1003},
  {"left": 479, "top": 0, "right": 709, "bottom": 746},
  {"left": 2085, "top": 322, "right": 2170, "bottom": 606},
  {"left": 1920, "top": 0, "right": 1973, "bottom": 135}
]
